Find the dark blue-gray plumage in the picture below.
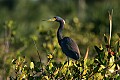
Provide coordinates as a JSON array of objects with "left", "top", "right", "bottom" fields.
[{"left": 47, "top": 16, "right": 80, "bottom": 60}]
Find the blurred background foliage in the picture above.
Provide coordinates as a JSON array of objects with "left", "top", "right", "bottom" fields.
[{"left": 0, "top": 0, "right": 120, "bottom": 79}]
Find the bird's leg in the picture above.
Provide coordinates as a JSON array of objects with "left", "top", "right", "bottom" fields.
[
  {"left": 64, "top": 57, "right": 70, "bottom": 77},
  {"left": 67, "top": 57, "right": 69, "bottom": 66},
  {"left": 67, "top": 57, "right": 70, "bottom": 71},
  {"left": 65, "top": 57, "right": 69, "bottom": 76}
]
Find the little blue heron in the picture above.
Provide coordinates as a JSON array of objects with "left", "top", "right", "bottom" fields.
[{"left": 47, "top": 16, "right": 80, "bottom": 65}]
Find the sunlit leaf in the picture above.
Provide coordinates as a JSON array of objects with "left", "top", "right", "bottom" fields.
[
  {"left": 108, "top": 64, "right": 115, "bottom": 73},
  {"left": 53, "top": 68, "right": 59, "bottom": 75},
  {"left": 47, "top": 54, "right": 53, "bottom": 59},
  {"left": 44, "top": 76, "right": 49, "bottom": 80},
  {"left": 12, "top": 59, "right": 17, "bottom": 64},
  {"left": 109, "top": 55, "right": 114, "bottom": 66},
  {"left": 95, "top": 73, "right": 103, "bottom": 80},
  {"left": 61, "top": 66, "right": 67, "bottom": 74},
  {"left": 49, "top": 63, "right": 53, "bottom": 70},
  {"left": 30, "top": 62, "right": 34, "bottom": 69},
  {"left": 98, "top": 65, "right": 105, "bottom": 71},
  {"left": 82, "top": 69, "right": 87, "bottom": 76}
]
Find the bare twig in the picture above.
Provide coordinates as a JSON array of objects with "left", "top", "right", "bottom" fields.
[
  {"left": 84, "top": 47, "right": 89, "bottom": 60},
  {"left": 33, "top": 39, "right": 41, "bottom": 63},
  {"left": 4, "top": 23, "right": 11, "bottom": 53},
  {"left": 108, "top": 9, "right": 113, "bottom": 46}
]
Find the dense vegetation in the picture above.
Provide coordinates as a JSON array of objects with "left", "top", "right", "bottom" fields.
[{"left": 0, "top": 0, "right": 120, "bottom": 79}]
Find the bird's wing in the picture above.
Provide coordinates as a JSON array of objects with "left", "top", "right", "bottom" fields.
[{"left": 61, "top": 37, "right": 80, "bottom": 54}]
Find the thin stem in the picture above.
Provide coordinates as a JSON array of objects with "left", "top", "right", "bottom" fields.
[
  {"left": 108, "top": 9, "right": 113, "bottom": 46},
  {"left": 4, "top": 24, "right": 11, "bottom": 53},
  {"left": 33, "top": 39, "right": 41, "bottom": 63},
  {"left": 84, "top": 47, "right": 89, "bottom": 60}
]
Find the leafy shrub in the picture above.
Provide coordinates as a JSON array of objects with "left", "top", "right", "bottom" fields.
[{"left": 10, "top": 33, "right": 120, "bottom": 80}]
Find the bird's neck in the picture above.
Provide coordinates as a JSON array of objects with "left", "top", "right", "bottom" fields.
[{"left": 57, "top": 21, "right": 64, "bottom": 43}]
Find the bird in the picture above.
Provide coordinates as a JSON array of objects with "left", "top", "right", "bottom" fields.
[{"left": 46, "top": 16, "right": 80, "bottom": 65}]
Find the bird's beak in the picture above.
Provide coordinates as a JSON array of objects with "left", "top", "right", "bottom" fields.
[{"left": 47, "top": 18, "right": 56, "bottom": 21}]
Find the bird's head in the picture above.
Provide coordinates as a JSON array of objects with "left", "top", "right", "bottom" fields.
[{"left": 47, "top": 16, "right": 65, "bottom": 24}]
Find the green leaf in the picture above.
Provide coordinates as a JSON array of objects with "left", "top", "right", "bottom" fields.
[
  {"left": 47, "top": 54, "right": 53, "bottom": 59},
  {"left": 30, "top": 62, "right": 34, "bottom": 69},
  {"left": 116, "top": 74, "right": 120, "bottom": 79},
  {"left": 93, "top": 65, "right": 99, "bottom": 73},
  {"left": 12, "top": 59, "right": 17, "bottom": 64},
  {"left": 94, "top": 46, "right": 104, "bottom": 64},
  {"left": 94, "top": 46, "right": 104, "bottom": 54},
  {"left": 49, "top": 62, "right": 53, "bottom": 70}
]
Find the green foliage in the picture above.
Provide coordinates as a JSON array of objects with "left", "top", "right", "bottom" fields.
[{"left": 10, "top": 33, "right": 120, "bottom": 79}]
